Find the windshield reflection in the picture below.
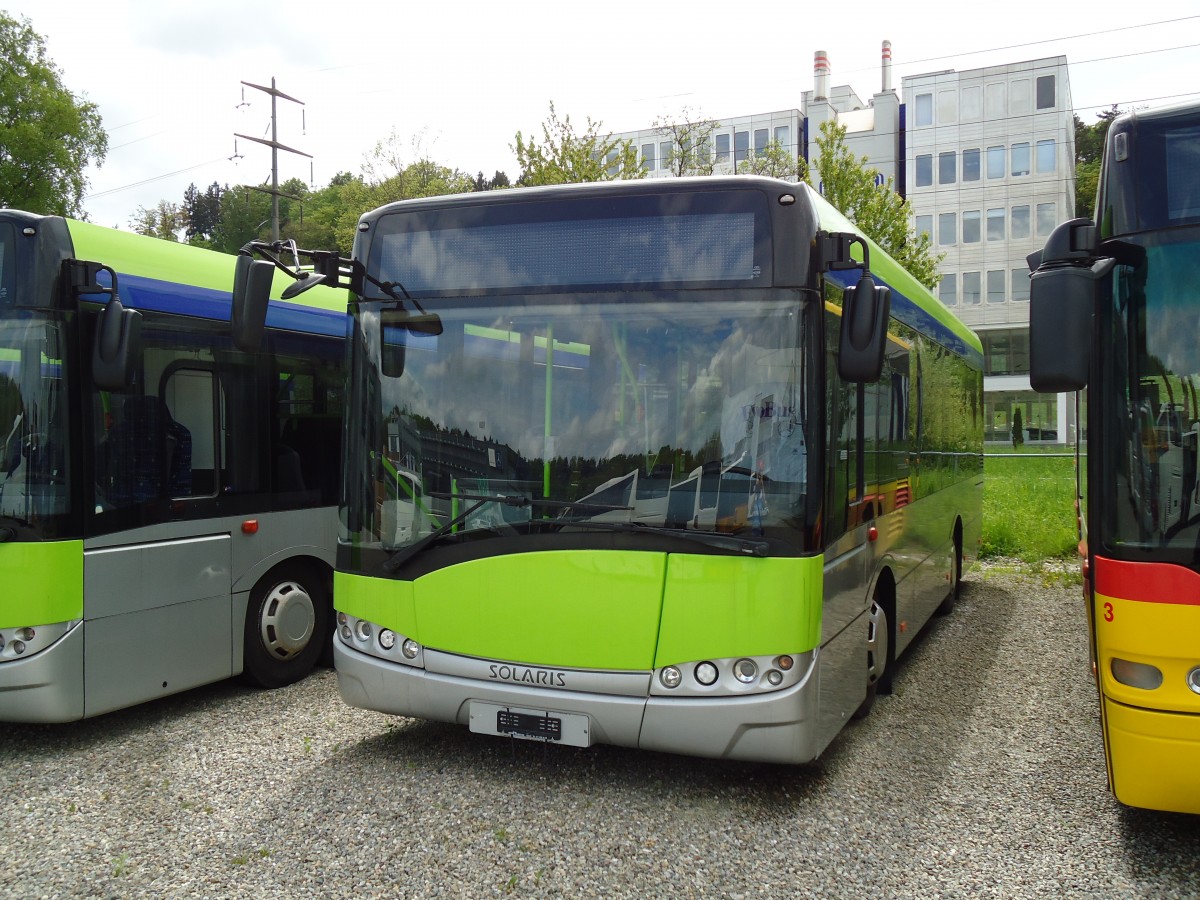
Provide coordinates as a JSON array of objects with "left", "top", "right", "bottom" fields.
[
  {"left": 343, "top": 292, "right": 812, "bottom": 557},
  {"left": 0, "top": 313, "right": 71, "bottom": 535}
]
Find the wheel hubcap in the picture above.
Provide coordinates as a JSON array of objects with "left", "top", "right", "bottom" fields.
[{"left": 259, "top": 580, "right": 315, "bottom": 660}]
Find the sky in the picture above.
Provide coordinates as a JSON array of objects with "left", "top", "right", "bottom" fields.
[{"left": 5, "top": 0, "right": 1199, "bottom": 229}]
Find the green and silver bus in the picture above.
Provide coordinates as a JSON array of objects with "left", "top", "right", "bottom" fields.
[
  {"left": 243, "top": 177, "right": 983, "bottom": 762},
  {"left": 0, "top": 211, "right": 347, "bottom": 722}
]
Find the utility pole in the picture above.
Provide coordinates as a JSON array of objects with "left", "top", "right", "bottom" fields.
[{"left": 234, "top": 78, "right": 311, "bottom": 242}]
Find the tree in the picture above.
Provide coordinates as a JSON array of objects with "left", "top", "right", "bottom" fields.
[
  {"left": 809, "top": 120, "right": 942, "bottom": 290},
  {"left": 183, "top": 182, "right": 223, "bottom": 246},
  {"left": 473, "top": 170, "right": 511, "bottom": 192},
  {"left": 652, "top": 108, "right": 719, "bottom": 177},
  {"left": 0, "top": 13, "right": 108, "bottom": 217},
  {"left": 736, "top": 139, "right": 807, "bottom": 181},
  {"left": 1074, "top": 106, "right": 1120, "bottom": 218},
  {"left": 129, "top": 200, "right": 185, "bottom": 241},
  {"left": 513, "top": 102, "right": 644, "bottom": 186},
  {"left": 1011, "top": 406, "right": 1024, "bottom": 448}
]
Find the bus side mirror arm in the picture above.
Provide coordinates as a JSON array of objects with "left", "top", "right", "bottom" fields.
[{"left": 818, "top": 232, "right": 891, "bottom": 384}]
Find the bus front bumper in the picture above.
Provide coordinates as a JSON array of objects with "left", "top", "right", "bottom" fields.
[
  {"left": 334, "top": 640, "right": 822, "bottom": 764},
  {"left": 1105, "top": 697, "right": 1200, "bottom": 813},
  {"left": 0, "top": 622, "right": 84, "bottom": 723}
]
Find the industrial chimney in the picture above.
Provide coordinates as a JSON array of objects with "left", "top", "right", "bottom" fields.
[
  {"left": 882, "top": 40, "right": 893, "bottom": 92},
  {"left": 814, "top": 50, "right": 829, "bottom": 101}
]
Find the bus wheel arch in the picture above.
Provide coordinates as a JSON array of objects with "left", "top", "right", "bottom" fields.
[{"left": 239, "top": 558, "right": 332, "bottom": 689}]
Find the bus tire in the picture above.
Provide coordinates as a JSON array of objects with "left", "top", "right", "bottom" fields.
[
  {"left": 854, "top": 596, "right": 891, "bottom": 719},
  {"left": 240, "top": 562, "right": 331, "bottom": 689},
  {"left": 937, "top": 524, "right": 964, "bottom": 616}
]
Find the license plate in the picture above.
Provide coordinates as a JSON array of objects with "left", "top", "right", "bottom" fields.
[{"left": 469, "top": 701, "right": 591, "bottom": 747}]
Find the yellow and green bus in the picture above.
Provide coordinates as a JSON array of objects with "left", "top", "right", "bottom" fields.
[
  {"left": 243, "top": 176, "right": 983, "bottom": 762},
  {"left": 0, "top": 212, "right": 347, "bottom": 721}
]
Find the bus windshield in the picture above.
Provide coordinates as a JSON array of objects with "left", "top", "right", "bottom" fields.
[
  {"left": 343, "top": 290, "right": 814, "bottom": 560},
  {"left": 1099, "top": 227, "right": 1200, "bottom": 557},
  {"left": 0, "top": 311, "right": 71, "bottom": 536}
]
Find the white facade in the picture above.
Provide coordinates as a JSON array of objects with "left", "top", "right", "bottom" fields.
[{"left": 611, "top": 110, "right": 803, "bottom": 179}]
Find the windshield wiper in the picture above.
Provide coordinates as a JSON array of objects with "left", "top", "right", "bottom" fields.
[
  {"left": 383, "top": 493, "right": 533, "bottom": 572},
  {"left": 555, "top": 520, "right": 770, "bottom": 556}
]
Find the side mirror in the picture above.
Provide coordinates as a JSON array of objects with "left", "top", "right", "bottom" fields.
[
  {"left": 231, "top": 254, "right": 274, "bottom": 352},
  {"left": 837, "top": 271, "right": 891, "bottom": 383},
  {"left": 92, "top": 297, "right": 143, "bottom": 391}
]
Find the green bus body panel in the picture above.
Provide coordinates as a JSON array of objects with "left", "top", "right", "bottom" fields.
[
  {"left": 63, "top": 220, "right": 349, "bottom": 314},
  {"left": 655, "top": 555, "right": 823, "bottom": 666},
  {"left": 336, "top": 551, "right": 824, "bottom": 672},
  {"left": 806, "top": 188, "right": 983, "bottom": 356},
  {"left": 0, "top": 541, "right": 84, "bottom": 627}
]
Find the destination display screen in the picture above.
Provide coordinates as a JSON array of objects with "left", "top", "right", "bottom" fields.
[{"left": 366, "top": 188, "right": 771, "bottom": 294}]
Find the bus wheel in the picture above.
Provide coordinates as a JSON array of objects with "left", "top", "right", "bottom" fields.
[
  {"left": 240, "top": 564, "right": 330, "bottom": 689},
  {"left": 854, "top": 599, "right": 891, "bottom": 719},
  {"left": 937, "top": 528, "right": 964, "bottom": 616}
]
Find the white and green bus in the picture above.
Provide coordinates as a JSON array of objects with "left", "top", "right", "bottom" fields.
[
  {"left": 0, "top": 212, "right": 347, "bottom": 722},
  {"left": 240, "top": 177, "right": 983, "bottom": 762}
]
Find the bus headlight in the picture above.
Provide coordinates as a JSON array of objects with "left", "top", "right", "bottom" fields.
[
  {"left": 355, "top": 620, "right": 373, "bottom": 641},
  {"left": 733, "top": 658, "right": 758, "bottom": 684},
  {"left": 1111, "top": 657, "right": 1163, "bottom": 690},
  {"left": 378, "top": 629, "right": 396, "bottom": 651},
  {"left": 694, "top": 662, "right": 718, "bottom": 686},
  {"left": 401, "top": 639, "right": 421, "bottom": 659},
  {"left": 660, "top": 666, "right": 682, "bottom": 689},
  {"left": 1187, "top": 666, "right": 1200, "bottom": 695}
]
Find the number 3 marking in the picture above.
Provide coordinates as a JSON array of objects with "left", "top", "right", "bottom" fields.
[{"left": 1103, "top": 602, "right": 1114, "bottom": 623}]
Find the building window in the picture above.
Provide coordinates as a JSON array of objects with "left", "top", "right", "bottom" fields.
[
  {"left": 1011, "top": 79, "right": 1031, "bottom": 114},
  {"left": 1011, "top": 143, "right": 1031, "bottom": 176},
  {"left": 982, "top": 329, "right": 1030, "bottom": 376},
  {"left": 916, "top": 215, "right": 933, "bottom": 240},
  {"left": 938, "top": 90, "right": 957, "bottom": 124},
  {"left": 734, "top": 131, "right": 749, "bottom": 164},
  {"left": 715, "top": 133, "right": 731, "bottom": 164},
  {"left": 1036, "top": 75, "right": 1056, "bottom": 110},
  {"left": 963, "top": 210, "right": 981, "bottom": 243},
  {"left": 987, "top": 269, "right": 1006, "bottom": 303},
  {"left": 939, "top": 273, "right": 957, "bottom": 306},
  {"left": 987, "top": 207, "right": 1005, "bottom": 241},
  {"left": 939, "top": 212, "right": 956, "bottom": 246},
  {"left": 754, "top": 128, "right": 769, "bottom": 158},
  {"left": 1011, "top": 204, "right": 1031, "bottom": 239},
  {"left": 697, "top": 134, "right": 711, "bottom": 165},
  {"left": 774, "top": 125, "right": 790, "bottom": 150},
  {"left": 962, "top": 86, "right": 981, "bottom": 120},
  {"left": 1011, "top": 268, "right": 1030, "bottom": 302},
  {"left": 963, "top": 148, "right": 980, "bottom": 182},
  {"left": 915, "top": 93, "right": 933, "bottom": 126},
  {"left": 938, "top": 151, "right": 956, "bottom": 184},
  {"left": 659, "top": 141, "right": 673, "bottom": 172},
  {"left": 963, "top": 271, "right": 981, "bottom": 305},
  {"left": 985, "top": 82, "right": 1006, "bottom": 118},
  {"left": 641, "top": 143, "right": 655, "bottom": 172},
  {"left": 1036, "top": 139, "right": 1056, "bottom": 174},
  {"left": 987, "top": 145, "right": 1005, "bottom": 179},
  {"left": 1036, "top": 202, "right": 1057, "bottom": 236},
  {"left": 915, "top": 154, "right": 933, "bottom": 187}
]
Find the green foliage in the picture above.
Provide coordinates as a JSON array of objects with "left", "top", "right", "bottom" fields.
[
  {"left": 183, "top": 182, "right": 223, "bottom": 245},
  {"left": 129, "top": 200, "right": 185, "bottom": 241},
  {"left": 808, "top": 120, "right": 942, "bottom": 290},
  {"left": 0, "top": 13, "right": 108, "bottom": 217},
  {"left": 652, "top": 108, "right": 719, "bottom": 177},
  {"left": 1074, "top": 106, "right": 1120, "bottom": 219},
  {"left": 736, "top": 139, "right": 807, "bottom": 181},
  {"left": 514, "top": 102, "right": 644, "bottom": 186},
  {"left": 982, "top": 454, "right": 1078, "bottom": 561}
]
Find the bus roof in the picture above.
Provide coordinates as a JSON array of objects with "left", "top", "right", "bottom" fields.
[{"left": 64, "top": 219, "right": 349, "bottom": 317}]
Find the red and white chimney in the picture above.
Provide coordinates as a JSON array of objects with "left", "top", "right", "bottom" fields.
[
  {"left": 882, "top": 40, "right": 893, "bottom": 92},
  {"left": 814, "top": 50, "right": 830, "bottom": 101}
]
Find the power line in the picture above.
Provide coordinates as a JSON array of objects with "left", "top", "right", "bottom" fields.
[{"left": 83, "top": 158, "right": 229, "bottom": 200}]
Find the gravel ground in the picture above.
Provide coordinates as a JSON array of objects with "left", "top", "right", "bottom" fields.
[{"left": 2, "top": 567, "right": 1198, "bottom": 899}]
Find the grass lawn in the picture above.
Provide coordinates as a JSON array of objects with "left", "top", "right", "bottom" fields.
[{"left": 982, "top": 450, "right": 1080, "bottom": 562}]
